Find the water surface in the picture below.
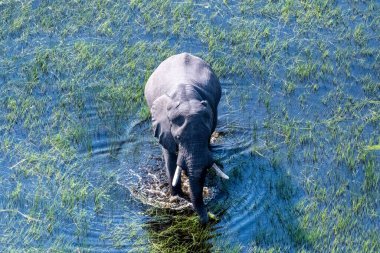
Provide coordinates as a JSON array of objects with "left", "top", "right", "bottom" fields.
[{"left": 1, "top": 0, "right": 379, "bottom": 252}]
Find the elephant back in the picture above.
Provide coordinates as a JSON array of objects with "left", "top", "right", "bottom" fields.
[{"left": 144, "top": 53, "right": 221, "bottom": 110}]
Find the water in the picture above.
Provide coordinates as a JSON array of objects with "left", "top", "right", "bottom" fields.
[{"left": 1, "top": 0, "right": 379, "bottom": 252}]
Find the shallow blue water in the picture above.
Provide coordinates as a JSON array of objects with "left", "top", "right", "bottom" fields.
[{"left": 1, "top": 0, "right": 379, "bottom": 252}]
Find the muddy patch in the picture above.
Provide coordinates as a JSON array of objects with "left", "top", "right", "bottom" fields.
[{"left": 125, "top": 165, "right": 217, "bottom": 211}]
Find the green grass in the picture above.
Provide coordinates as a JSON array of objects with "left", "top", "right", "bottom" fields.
[
  {"left": 147, "top": 214, "right": 212, "bottom": 253},
  {"left": 1, "top": 0, "right": 379, "bottom": 252}
]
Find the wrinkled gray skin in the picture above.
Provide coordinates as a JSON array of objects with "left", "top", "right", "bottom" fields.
[{"left": 145, "top": 53, "right": 221, "bottom": 224}]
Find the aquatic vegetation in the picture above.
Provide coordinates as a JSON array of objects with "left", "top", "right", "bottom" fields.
[
  {"left": 1, "top": 0, "right": 379, "bottom": 252},
  {"left": 147, "top": 214, "right": 213, "bottom": 253}
]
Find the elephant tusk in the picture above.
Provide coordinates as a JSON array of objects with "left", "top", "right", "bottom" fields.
[
  {"left": 212, "top": 163, "right": 229, "bottom": 179},
  {"left": 172, "top": 166, "right": 182, "bottom": 187}
]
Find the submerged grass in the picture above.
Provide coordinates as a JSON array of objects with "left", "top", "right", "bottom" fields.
[
  {"left": 1, "top": 0, "right": 379, "bottom": 252},
  {"left": 147, "top": 213, "right": 213, "bottom": 253}
]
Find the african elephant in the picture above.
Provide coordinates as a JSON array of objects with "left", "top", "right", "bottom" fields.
[{"left": 144, "top": 53, "right": 228, "bottom": 224}]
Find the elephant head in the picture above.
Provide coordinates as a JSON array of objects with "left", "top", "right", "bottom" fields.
[{"left": 151, "top": 84, "right": 228, "bottom": 224}]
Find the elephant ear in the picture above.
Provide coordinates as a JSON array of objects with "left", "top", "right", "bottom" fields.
[{"left": 151, "top": 95, "right": 177, "bottom": 153}]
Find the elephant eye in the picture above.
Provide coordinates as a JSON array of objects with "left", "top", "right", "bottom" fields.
[{"left": 172, "top": 115, "right": 185, "bottom": 126}]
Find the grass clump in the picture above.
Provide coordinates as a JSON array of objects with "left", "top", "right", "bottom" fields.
[{"left": 147, "top": 213, "right": 213, "bottom": 253}]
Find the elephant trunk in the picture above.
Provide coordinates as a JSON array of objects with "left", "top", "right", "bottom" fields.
[
  {"left": 189, "top": 173, "right": 208, "bottom": 224},
  {"left": 177, "top": 143, "right": 212, "bottom": 224}
]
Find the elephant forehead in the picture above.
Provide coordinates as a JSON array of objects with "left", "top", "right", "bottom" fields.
[{"left": 178, "top": 101, "right": 204, "bottom": 116}]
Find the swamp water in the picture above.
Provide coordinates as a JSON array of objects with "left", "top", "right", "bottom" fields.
[{"left": 1, "top": 0, "right": 379, "bottom": 252}]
